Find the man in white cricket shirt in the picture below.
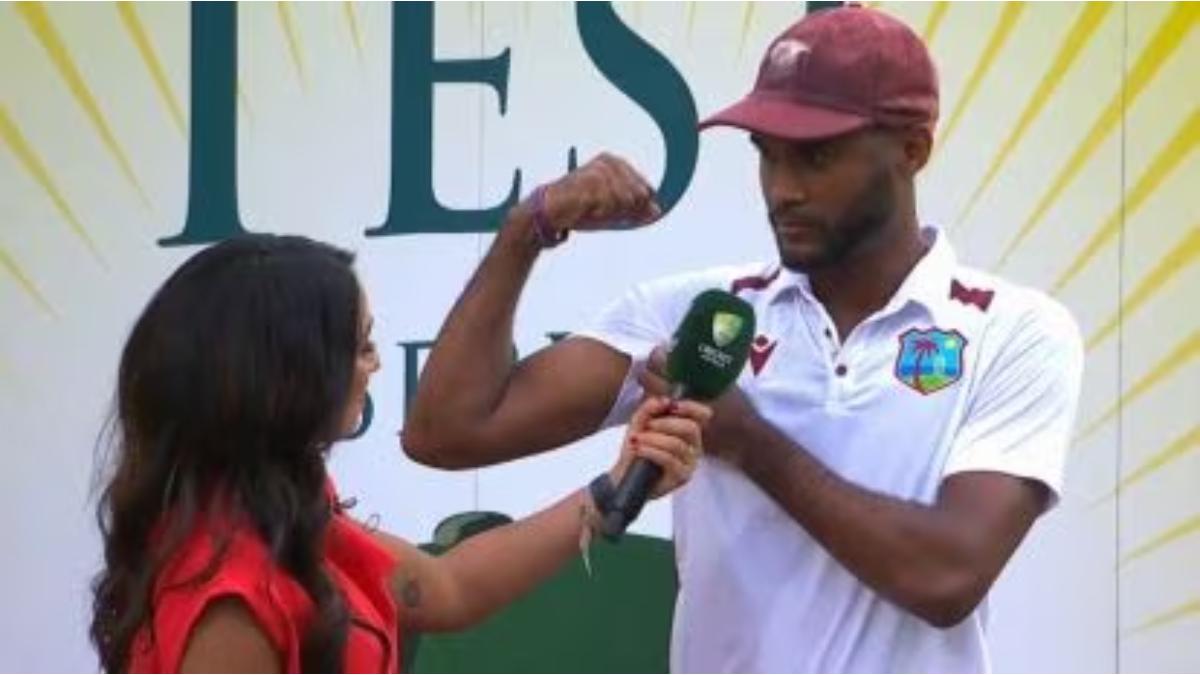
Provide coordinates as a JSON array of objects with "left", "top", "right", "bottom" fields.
[{"left": 405, "top": 5, "right": 1085, "bottom": 672}]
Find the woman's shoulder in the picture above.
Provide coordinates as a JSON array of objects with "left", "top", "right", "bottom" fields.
[
  {"left": 129, "top": 512, "right": 304, "bottom": 672},
  {"left": 161, "top": 512, "right": 273, "bottom": 580}
]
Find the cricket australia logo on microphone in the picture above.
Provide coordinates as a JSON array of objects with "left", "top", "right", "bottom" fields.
[
  {"left": 701, "top": 311, "right": 745, "bottom": 369},
  {"left": 712, "top": 312, "right": 745, "bottom": 348}
]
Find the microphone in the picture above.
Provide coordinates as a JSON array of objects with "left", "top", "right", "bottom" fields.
[{"left": 601, "top": 289, "right": 756, "bottom": 539}]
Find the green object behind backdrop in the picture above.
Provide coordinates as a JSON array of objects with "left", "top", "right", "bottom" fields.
[{"left": 406, "top": 512, "right": 678, "bottom": 673}]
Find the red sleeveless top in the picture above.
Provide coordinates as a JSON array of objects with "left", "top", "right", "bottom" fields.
[{"left": 127, "top": 482, "right": 401, "bottom": 673}]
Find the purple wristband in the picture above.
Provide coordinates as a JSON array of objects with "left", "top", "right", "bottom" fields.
[{"left": 531, "top": 185, "right": 569, "bottom": 249}]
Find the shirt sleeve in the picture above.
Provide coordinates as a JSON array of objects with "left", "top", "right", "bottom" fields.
[
  {"left": 940, "top": 296, "right": 1085, "bottom": 510},
  {"left": 140, "top": 532, "right": 299, "bottom": 673}
]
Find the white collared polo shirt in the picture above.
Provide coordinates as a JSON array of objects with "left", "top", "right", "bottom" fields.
[{"left": 575, "top": 228, "right": 1084, "bottom": 673}]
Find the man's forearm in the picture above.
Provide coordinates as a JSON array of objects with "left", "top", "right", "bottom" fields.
[{"left": 730, "top": 416, "right": 995, "bottom": 627}]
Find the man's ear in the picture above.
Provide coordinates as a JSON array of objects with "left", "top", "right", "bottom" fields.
[{"left": 900, "top": 127, "right": 933, "bottom": 176}]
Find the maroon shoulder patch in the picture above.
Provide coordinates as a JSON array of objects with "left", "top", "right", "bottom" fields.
[
  {"left": 730, "top": 268, "right": 781, "bottom": 296},
  {"left": 950, "top": 279, "right": 994, "bottom": 313}
]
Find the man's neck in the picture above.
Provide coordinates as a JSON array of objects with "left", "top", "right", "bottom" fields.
[{"left": 807, "top": 219, "right": 929, "bottom": 341}]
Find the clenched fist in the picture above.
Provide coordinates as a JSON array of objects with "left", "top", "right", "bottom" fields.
[{"left": 537, "top": 153, "right": 664, "bottom": 234}]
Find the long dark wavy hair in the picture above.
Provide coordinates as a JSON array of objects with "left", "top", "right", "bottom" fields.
[{"left": 90, "top": 234, "right": 362, "bottom": 672}]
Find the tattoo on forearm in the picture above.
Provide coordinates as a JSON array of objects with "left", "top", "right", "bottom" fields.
[{"left": 393, "top": 574, "right": 422, "bottom": 609}]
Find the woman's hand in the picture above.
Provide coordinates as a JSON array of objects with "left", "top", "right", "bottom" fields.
[{"left": 609, "top": 396, "right": 713, "bottom": 499}]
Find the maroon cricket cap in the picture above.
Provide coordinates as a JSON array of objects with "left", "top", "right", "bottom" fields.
[{"left": 699, "top": 6, "right": 939, "bottom": 141}]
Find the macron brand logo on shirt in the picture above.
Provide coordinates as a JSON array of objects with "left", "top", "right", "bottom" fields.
[{"left": 749, "top": 334, "right": 778, "bottom": 376}]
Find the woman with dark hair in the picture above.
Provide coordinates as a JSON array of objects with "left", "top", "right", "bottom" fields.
[{"left": 90, "top": 234, "right": 708, "bottom": 672}]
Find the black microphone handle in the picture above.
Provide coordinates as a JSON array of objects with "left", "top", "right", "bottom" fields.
[
  {"left": 600, "top": 382, "right": 688, "bottom": 539},
  {"left": 601, "top": 458, "right": 664, "bottom": 540}
]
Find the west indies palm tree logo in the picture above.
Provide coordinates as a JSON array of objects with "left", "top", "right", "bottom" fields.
[{"left": 895, "top": 328, "right": 967, "bottom": 395}]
